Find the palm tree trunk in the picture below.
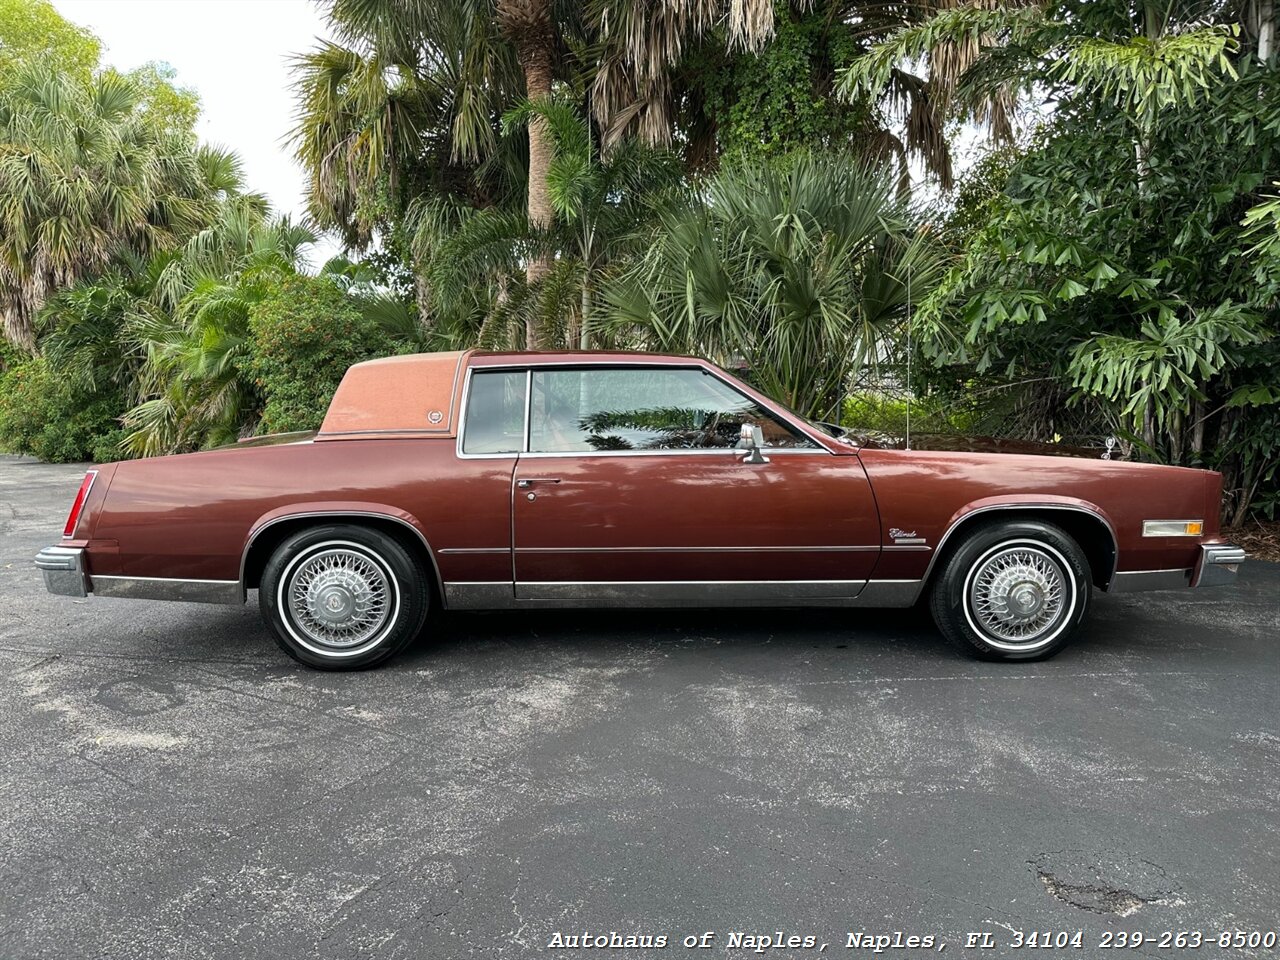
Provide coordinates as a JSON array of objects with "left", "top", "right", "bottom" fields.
[
  {"left": 2, "top": 300, "right": 38, "bottom": 355},
  {"left": 415, "top": 273, "right": 435, "bottom": 336},
  {"left": 508, "top": 1, "right": 556, "bottom": 350},
  {"left": 1259, "top": 0, "right": 1275, "bottom": 63}
]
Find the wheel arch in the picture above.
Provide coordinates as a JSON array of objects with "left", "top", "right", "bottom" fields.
[
  {"left": 241, "top": 507, "right": 444, "bottom": 606},
  {"left": 923, "top": 501, "right": 1118, "bottom": 592}
]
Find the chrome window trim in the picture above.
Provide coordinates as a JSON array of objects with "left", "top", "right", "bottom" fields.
[
  {"left": 455, "top": 361, "right": 833, "bottom": 460},
  {"left": 920, "top": 503, "right": 1120, "bottom": 589},
  {"left": 239, "top": 510, "right": 444, "bottom": 599},
  {"left": 522, "top": 367, "right": 533, "bottom": 453},
  {"left": 514, "top": 448, "right": 827, "bottom": 460}
]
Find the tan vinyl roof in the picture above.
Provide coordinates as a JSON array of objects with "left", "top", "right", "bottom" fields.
[{"left": 318, "top": 351, "right": 470, "bottom": 439}]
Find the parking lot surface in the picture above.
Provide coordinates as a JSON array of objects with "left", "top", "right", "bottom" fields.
[{"left": 1, "top": 455, "right": 1277, "bottom": 958}]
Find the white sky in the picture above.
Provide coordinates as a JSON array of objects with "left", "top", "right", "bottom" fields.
[{"left": 53, "top": 0, "right": 343, "bottom": 268}]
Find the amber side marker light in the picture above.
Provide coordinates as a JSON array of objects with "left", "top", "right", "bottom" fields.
[
  {"left": 62, "top": 470, "right": 98, "bottom": 538},
  {"left": 1142, "top": 519, "right": 1203, "bottom": 537}
]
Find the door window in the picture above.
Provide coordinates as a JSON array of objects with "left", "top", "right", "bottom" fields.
[{"left": 527, "top": 367, "right": 817, "bottom": 454}]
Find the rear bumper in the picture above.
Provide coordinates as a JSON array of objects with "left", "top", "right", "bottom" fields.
[
  {"left": 1194, "top": 543, "right": 1246, "bottom": 587},
  {"left": 35, "top": 545, "right": 89, "bottom": 598},
  {"left": 1109, "top": 543, "right": 1245, "bottom": 592}
]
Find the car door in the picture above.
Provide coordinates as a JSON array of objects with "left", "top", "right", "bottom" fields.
[{"left": 510, "top": 364, "right": 881, "bottom": 604}]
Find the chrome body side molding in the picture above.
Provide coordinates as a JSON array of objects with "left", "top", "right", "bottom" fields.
[
  {"left": 92, "top": 575, "right": 244, "bottom": 605},
  {"left": 520, "top": 579, "right": 866, "bottom": 602},
  {"left": 1108, "top": 568, "right": 1193, "bottom": 593},
  {"left": 513, "top": 545, "right": 880, "bottom": 555},
  {"left": 444, "top": 581, "right": 515, "bottom": 608},
  {"left": 443, "top": 579, "right": 927, "bottom": 610},
  {"left": 36, "top": 545, "right": 244, "bottom": 603}
]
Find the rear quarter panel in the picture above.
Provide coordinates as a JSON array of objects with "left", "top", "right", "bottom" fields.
[{"left": 89, "top": 439, "right": 514, "bottom": 584}]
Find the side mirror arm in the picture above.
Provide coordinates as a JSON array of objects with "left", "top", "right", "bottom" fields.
[{"left": 736, "top": 424, "right": 770, "bottom": 464}]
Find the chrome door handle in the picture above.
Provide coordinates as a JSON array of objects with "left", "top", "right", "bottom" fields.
[{"left": 516, "top": 478, "right": 562, "bottom": 488}]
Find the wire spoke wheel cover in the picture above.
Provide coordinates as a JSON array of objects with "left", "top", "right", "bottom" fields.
[
  {"left": 279, "top": 541, "right": 400, "bottom": 656},
  {"left": 963, "top": 540, "right": 1074, "bottom": 651}
]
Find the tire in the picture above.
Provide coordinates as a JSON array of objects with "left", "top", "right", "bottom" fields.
[
  {"left": 929, "top": 519, "right": 1091, "bottom": 661},
  {"left": 259, "top": 524, "right": 429, "bottom": 670}
]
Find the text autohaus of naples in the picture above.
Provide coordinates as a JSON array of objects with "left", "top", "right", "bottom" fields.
[{"left": 544, "top": 930, "right": 940, "bottom": 950}]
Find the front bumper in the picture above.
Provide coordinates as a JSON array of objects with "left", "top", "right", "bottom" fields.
[
  {"left": 35, "top": 545, "right": 89, "bottom": 598},
  {"left": 1194, "top": 543, "right": 1247, "bottom": 587}
]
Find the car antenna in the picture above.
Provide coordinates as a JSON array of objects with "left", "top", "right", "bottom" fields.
[{"left": 904, "top": 262, "right": 912, "bottom": 452}]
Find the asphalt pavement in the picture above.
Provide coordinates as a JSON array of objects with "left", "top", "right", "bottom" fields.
[{"left": 0, "top": 454, "right": 1276, "bottom": 959}]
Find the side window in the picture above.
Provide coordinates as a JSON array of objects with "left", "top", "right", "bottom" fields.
[
  {"left": 462, "top": 371, "right": 527, "bottom": 454},
  {"left": 528, "top": 367, "right": 817, "bottom": 453}
]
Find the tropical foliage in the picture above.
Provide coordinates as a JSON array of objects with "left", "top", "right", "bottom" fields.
[
  {"left": 1, "top": 0, "right": 1277, "bottom": 523},
  {"left": 248, "top": 276, "right": 401, "bottom": 434},
  {"left": 859, "top": 0, "right": 1280, "bottom": 521},
  {"left": 604, "top": 154, "right": 942, "bottom": 420}
]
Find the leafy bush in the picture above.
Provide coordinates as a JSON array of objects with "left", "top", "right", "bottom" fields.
[
  {"left": 842, "top": 392, "right": 978, "bottom": 437},
  {"left": 0, "top": 357, "right": 127, "bottom": 463},
  {"left": 248, "top": 277, "right": 397, "bottom": 433}
]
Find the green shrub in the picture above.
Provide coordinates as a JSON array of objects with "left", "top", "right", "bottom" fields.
[
  {"left": 842, "top": 392, "right": 978, "bottom": 437},
  {"left": 0, "top": 357, "right": 127, "bottom": 463},
  {"left": 248, "top": 277, "right": 397, "bottom": 434}
]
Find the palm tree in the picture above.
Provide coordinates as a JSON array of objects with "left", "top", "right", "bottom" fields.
[
  {"left": 404, "top": 99, "right": 680, "bottom": 351},
  {"left": 603, "top": 153, "right": 944, "bottom": 421},
  {"left": 119, "top": 202, "right": 317, "bottom": 456},
  {"left": 588, "top": 0, "right": 778, "bottom": 149},
  {"left": 0, "top": 62, "right": 221, "bottom": 352},
  {"left": 292, "top": 0, "right": 803, "bottom": 345},
  {"left": 292, "top": 0, "right": 563, "bottom": 343},
  {"left": 496, "top": 0, "right": 558, "bottom": 320}
]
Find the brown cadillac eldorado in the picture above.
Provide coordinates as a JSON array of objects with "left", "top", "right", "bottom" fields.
[{"left": 36, "top": 350, "right": 1245, "bottom": 669}]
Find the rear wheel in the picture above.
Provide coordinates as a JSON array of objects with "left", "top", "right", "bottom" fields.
[
  {"left": 259, "top": 524, "right": 428, "bottom": 670},
  {"left": 929, "top": 520, "right": 1091, "bottom": 661}
]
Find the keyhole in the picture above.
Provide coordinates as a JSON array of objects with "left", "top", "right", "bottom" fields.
[{"left": 526, "top": 492, "right": 536, "bottom": 501}]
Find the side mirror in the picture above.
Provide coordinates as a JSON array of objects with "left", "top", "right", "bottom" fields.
[{"left": 736, "top": 424, "right": 769, "bottom": 464}]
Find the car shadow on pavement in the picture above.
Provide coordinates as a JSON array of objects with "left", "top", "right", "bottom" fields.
[{"left": 412, "top": 603, "right": 958, "bottom": 664}]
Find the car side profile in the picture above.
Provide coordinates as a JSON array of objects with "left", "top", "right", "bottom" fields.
[{"left": 36, "top": 350, "right": 1245, "bottom": 669}]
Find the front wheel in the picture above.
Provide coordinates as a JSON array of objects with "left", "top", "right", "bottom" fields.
[
  {"left": 260, "top": 524, "right": 429, "bottom": 670},
  {"left": 929, "top": 520, "right": 1091, "bottom": 661}
]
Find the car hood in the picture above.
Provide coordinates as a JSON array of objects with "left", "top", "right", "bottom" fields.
[{"left": 846, "top": 431, "right": 1111, "bottom": 459}]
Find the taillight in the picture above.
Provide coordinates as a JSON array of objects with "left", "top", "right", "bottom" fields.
[{"left": 62, "top": 470, "right": 98, "bottom": 538}]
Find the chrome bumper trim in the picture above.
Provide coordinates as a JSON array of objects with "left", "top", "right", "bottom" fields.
[
  {"left": 1107, "top": 543, "right": 1246, "bottom": 593},
  {"left": 91, "top": 576, "right": 244, "bottom": 605},
  {"left": 35, "top": 545, "right": 89, "bottom": 598},
  {"left": 1194, "top": 544, "right": 1246, "bottom": 588}
]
